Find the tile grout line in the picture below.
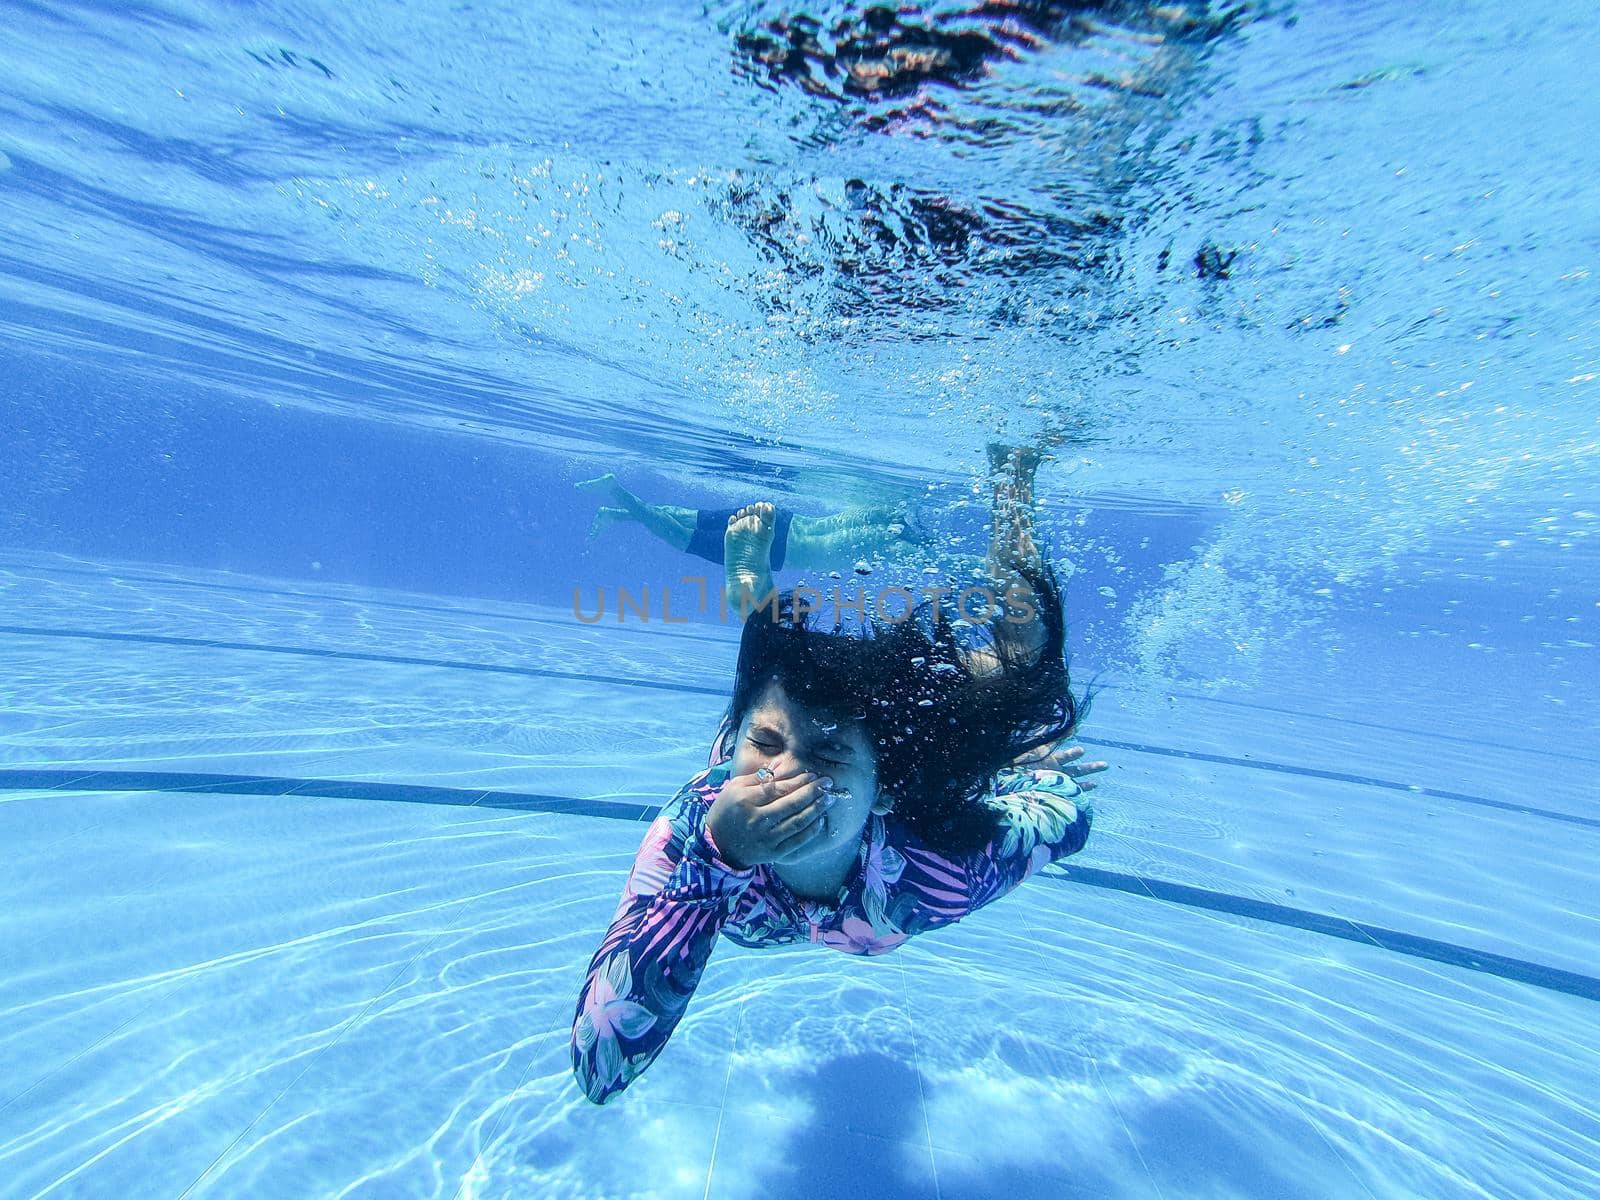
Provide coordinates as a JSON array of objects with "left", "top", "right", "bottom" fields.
[
  {"left": 896, "top": 954, "right": 943, "bottom": 1200},
  {"left": 1019, "top": 901, "right": 1160, "bottom": 1199},
  {"left": 175, "top": 891, "right": 485, "bottom": 1199},
  {"left": 700, "top": 996, "right": 747, "bottom": 1200},
  {"left": 0, "top": 978, "right": 190, "bottom": 1123},
  {"left": 1087, "top": 1055, "right": 1166, "bottom": 1200},
  {"left": 449, "top": 1028, "right": 567, "bottom": 1200},
  {"left": 0, "top": 859, "right": 198, "bottom": 1117}
]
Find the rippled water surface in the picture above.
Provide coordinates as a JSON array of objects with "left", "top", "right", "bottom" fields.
[{"left": 1, "top": 0, "right": 1597, "bottom": 1197}]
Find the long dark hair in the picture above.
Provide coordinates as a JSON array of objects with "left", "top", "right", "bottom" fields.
[{"left": 713, "top": 561, "right": 1082, "bottom": 855}]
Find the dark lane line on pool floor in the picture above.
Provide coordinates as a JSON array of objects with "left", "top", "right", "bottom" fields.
[
  {"left": 16, "top": 564, "right": 1593, "bottom": 769},
  {"left": 3, "top": 624, "right": 1593, "bottom": 832},
  {"left": 3, "top": 768, "right": 1595, "bottom": 1006},
  {"left": 0, "top": 623, "right": 729, "bottom": 697},
  {"left": 1047, "top": 864, "right": 1600, "bottom": 1005},
  {"left": 5, "top": 564, "right": 745, "bottom": 648},
  {"left": 1077, "top": 737, "right": 1600, "bottom": 830}
]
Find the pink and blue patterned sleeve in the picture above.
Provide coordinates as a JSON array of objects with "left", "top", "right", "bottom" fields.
[
  {"left": 966, "top": 766, "right": 1092, "bottom": 911},
  {"left": 570, "top": 770, "right": 754, "bottom": 1105}
]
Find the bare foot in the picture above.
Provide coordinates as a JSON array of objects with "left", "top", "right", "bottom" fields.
[
  {"left": 1038, "top": 412, "right": 1094, "bottom": 451},
  {"left": 724, "top": 503, "right": 778, "bottom": 616},
  {"left": 576, "top": 472, "right": 622, "bottom": 500},
  {"left": 986, "top": 442, "right": 1044, "bottom": 483},
  {"left": 587, "top": 506, "right": 625, "bottom": 540}
]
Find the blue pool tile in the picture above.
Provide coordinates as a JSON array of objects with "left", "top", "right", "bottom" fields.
[
  {"left": 707, "top": 1108, "right": 937, "bottom": 1200},
  {"left": 931, "top": 1143, "right": 1142, "bottom": 1200}
]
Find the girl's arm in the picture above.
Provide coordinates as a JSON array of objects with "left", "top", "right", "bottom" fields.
[
  {"left": 966, "top": 766, "right": 1091, "bottom": 910},
  {"left": 570, "top": 772, "right": 755, "bottom": 1104}
]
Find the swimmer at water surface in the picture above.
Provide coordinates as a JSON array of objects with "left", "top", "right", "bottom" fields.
[{"left": 577, "top": 472, "right": 929, "bottom": 612}]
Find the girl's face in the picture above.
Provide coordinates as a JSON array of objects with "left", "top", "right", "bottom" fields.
[{"left": 729, "top": 679, "right": 885, "bottom": 861}]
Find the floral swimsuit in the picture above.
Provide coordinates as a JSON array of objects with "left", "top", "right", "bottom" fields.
[{"left": 570, "top": 755, "right": 1090, "bottom": 1104}]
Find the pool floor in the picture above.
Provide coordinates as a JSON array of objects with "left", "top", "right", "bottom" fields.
[{"left": 2, "top": 554, "right": 1596, "bottom": 1199}]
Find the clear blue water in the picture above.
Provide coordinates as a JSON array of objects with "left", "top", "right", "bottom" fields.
[{"left": 1, "top": 1, "right": 1597, "bottom": 1197}]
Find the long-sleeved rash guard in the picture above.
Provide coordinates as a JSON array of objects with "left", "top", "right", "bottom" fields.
[{"left": 570, "top": 757, "right": 1090, "bottom": 1104}]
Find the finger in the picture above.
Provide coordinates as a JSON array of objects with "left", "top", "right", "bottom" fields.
[
  {"left": 772, "top": 807, "right": 829, "bottom": 855},
  {"left": 731, "top": 769, "right": 775, "bottom": 793},
  {"left": 740, "top": 769, "right": 813, "bottom": 801},
  {"left": 1066, "top": 760, "right": 1110, "bottom": 776},
  {"left": 755, "top": 773, "right": 822, "bottom": 808},
  {"left": 767, "top": 780, "right": 829, "bottom": 821},
  {"left": 1023, "top": 742, "right": 1082, "bottom": 768},
  {"left": 772, "top": 795, "right": 827, "bottom": 840}
]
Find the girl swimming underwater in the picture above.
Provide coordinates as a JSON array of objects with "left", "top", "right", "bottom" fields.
[{"left": 570, "top": 444, "right": 1104, "bottom": 1104}]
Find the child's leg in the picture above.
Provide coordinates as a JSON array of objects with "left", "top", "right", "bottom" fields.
[
  {"left": 985, "top": 443, "right": 1044, "bottom": 579},
  {"left": 981, "top": 443, "right": 1049, "bottom": 667},
  {"left": 576, "top": 473, "right": 697, "bottom": 552},
  {"left": 782, "top": 502, "right": 916, "bottom": 570}
]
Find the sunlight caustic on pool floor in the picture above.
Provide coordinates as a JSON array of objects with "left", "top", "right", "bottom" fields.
[{"left": 2, "top": 561, "right": 1596, "bottom": 1199}]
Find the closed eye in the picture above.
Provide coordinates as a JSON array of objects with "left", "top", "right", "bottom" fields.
[{"left": 749, "top": 737, "right": 846, "bottom": 768}]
